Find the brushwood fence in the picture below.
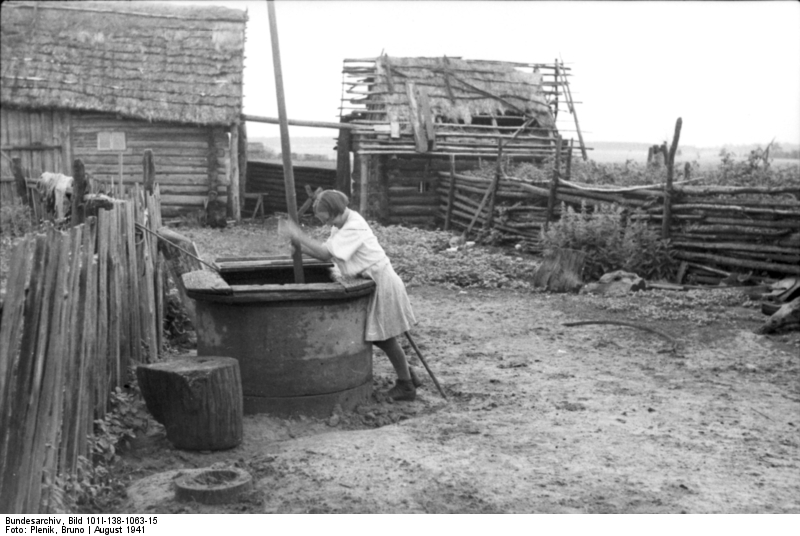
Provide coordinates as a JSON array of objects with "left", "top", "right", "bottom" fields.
[
  {"left": 0, "top": 182, "right": 163, "bottom": 513},
  {"left": 438, "top": 170, "right": 800, "bottom": 284}
]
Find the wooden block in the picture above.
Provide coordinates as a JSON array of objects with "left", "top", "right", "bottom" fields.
[{"left": 136, "top": 356, "right": 243, "bottom": 451}]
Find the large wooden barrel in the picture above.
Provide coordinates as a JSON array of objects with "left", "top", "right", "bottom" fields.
[{"left": 186, "top": 257, "right": 375, "bottom": 418}]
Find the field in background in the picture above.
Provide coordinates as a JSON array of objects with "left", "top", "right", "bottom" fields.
[{"left": 249, "top": 136, "right": 800, "bottom": 171}]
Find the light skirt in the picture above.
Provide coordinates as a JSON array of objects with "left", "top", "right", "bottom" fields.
[{"left": 360, "top": 259, "right": 416, "bottom": 341}]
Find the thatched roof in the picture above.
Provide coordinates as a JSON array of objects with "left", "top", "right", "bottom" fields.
[
  {"left": 345, "top": 55, "right": 556, "bottom": 128},
  {"left": 0, "top": 1, "right": 247, "bottom": 126}
]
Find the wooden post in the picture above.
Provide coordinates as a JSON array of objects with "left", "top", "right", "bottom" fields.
[
  {"left": 565, "top": 138, "right": 574, "bottom": 180},
  {"left": 377, "top": 155, "right": 389, "bottom": 224},
  {"left": 70, "top": 159, "right": 86, "bottom": 226},
  {"left": 544, "top": 136, "right": 563, "bottom": 231},
  {"left": 238, "top": 122, "right": 248, "bottom": 211},
  {"left": 267, "top": 0, "right": 303, "bottom": 283},
  {"left": 11, "top": 157, "right": 28, "bottom": 205},
  {"left": 229, "top": 123, "right": 241, "bottom": 222},
  {"left": 143, "top": 149, "right": 155, "bottom": 195},
  {"left": 360, "top": 155, "right": 369, "bottom": 214},
  {"left": 558, "top": 60, "right": 588, "bottom": 161},
  {"left": 662, "top": 117, "right": 682, "bottom": 239},
  {"left": 485, "top": 144, "right": 503, "bottom": 229},
  {"left": 444, "top": 154, "right": 456, "bottom": 230},
  {"left": 336, "top": 127, "right": 352, "bottom": 194}
]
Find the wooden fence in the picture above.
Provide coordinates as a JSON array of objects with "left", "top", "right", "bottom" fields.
[
  {"left": 0, "top": 181, "right": 163, "bottom": 513},
  {"left": 438, "top": 170, "right": 800, "bottom": 284}
]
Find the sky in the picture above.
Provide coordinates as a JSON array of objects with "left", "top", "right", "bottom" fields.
[{"left": 173, "top": 1, "right": 800, "bottom": 147}]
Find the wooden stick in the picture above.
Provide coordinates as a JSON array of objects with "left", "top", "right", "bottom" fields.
[
  {"left": 563, "top": 320, "right": 679, "bottom": 352},
  {"left": 267, "top": 1, "right": 304, "bottom": 284},
  {"left": 663, "top": 117, "right": 682, "bottom": 239},
  {"left": 445, "top": 154, "right": 456, "bottom": 230},
  {"left": 404, "top": 331, "right": 447, "bottom": 400},
  {"left": 544, "top": 135, "right": 563, "bottom": 231}
]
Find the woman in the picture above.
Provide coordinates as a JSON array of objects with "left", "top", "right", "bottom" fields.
[{"left": 278, "top": 190, "right": 420, "bottom": 401}]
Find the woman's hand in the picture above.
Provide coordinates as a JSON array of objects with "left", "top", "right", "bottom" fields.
[{"left": 278, "top": 218, "right": 303, "bottom": 241}]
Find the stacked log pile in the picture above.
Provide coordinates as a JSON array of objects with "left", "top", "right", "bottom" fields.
[
  {"left": 437, "top": 171, "right": 800, "bottom": 283},
  {"left": 658, "top": 186, "right": 800, "bottom": 282}
]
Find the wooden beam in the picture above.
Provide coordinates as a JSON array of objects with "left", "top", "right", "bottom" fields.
[
  {"left": 241, "top": 114, "right": 359, "bottom": 130},
  {"left": 229, "top": 124, "right": 241, "bottom": 221},
  {"left": 267, "top": 0, "right": 304, "bottom": 283}
]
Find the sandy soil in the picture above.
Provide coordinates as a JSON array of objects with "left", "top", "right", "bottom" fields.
[{"left": 118, "top": 284, "right": 800, "bottom": 514}]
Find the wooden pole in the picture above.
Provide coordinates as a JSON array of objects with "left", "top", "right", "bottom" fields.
[
  {"left": 662, "top": 117, "right": 682, "bottom": 239},
  {"left": 11, "top": 157, "right": 28, "bottom": 204},
  {"left": 544, "top": 135, "right": 563, "bottom": 231},
  {"left": 485, "top": 144, "right": 503, "bottom": 229},
  {"left": 71, "top": 159, "right": 86, "bottom": 226},
  {"left": 229, "top": 123, "right": 241, "bottom": 221},
  {"left": 142, "top": 149, "right": 155, "bottom": 195},
  {"left": 444, "top": 154, "right": 456, "bottom": 230},
  {"left": 558, "top": 60, "right": 588, "bottom": 161},
  {"left": 565, "top": 138, "right": 574, "bottom": 180},
  {"left": 336, "top": 126, "right": 352, "bottom": 194},
  {"left": 242, "top": 113, "right": 360, "bottom": 130},
  {"left": 267, "top": 0, "right": 304, "bottom": 283},
  {"left": 360, "top": 155, "right": 369, "bottom": 214}
]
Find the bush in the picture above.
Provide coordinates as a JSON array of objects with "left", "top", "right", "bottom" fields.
[
  {"left": 0, "top": 202, "right": 34, "bottom": 237},
  {"left": 540, "top": 202, "right": 676, "bottom": 281}
]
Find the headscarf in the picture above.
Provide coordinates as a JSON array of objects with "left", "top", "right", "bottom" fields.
[{"left": 313, "top": 189, "right": 349, "bottom": 217}]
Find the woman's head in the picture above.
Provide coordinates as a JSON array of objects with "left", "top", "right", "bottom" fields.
[{"left": 313, "top": 190, "right": 349, "bottom": 223}]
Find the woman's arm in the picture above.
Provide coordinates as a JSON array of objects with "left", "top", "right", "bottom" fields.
[{"left": 279, "top": 219, "right": 333, "bottom": 261}]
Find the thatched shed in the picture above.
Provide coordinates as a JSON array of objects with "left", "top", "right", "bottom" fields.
[
  {"left": 0, "top": 1, "right": 248, "bottom": 219},
  {"left": 336, "top": 55, "right": 586, "bottom": 227}
]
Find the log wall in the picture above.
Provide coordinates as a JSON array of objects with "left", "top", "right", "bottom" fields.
[
  {"left": 1, "top": 107, "right": 233, "bottom": 218},
  {"left": 244, "top": 161, "right": 336, "bottom": 215},
  {"left": 71, "top": 113, "right": 230, "bottom": 218},
  {"left": 354, "top": 154, "right": 476, "bottom": 226}
]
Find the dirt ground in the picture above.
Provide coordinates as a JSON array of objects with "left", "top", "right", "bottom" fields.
[{"left": 117, "top": 282, "right": 800, "bottom": 514}]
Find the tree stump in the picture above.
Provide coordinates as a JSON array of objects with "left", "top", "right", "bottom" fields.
[
  {"left": 532, "top": 248, "right": 585, "bottom": 292},
  {"left": 136, "top": 356, "right": 243, "bottom": 451}
]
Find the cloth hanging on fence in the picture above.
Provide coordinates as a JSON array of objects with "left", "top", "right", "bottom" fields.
[{"left": 38, "top": 172, "right": 73, "bottom": 221}]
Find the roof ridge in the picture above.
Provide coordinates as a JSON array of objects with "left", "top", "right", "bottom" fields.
[{"left": 3, "top": 1, "right": 247, "bottom": 23}]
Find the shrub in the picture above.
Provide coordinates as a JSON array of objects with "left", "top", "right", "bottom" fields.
[
  {"left": 540, "top": 202, "right": 676, "bottom": 281},
  {"left": 0, "top": 202, "right": 34, "bottom": 237}
]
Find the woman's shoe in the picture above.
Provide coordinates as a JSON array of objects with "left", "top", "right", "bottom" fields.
[{"left": 388, "top": 379, "right": 416, "bottom": 401}]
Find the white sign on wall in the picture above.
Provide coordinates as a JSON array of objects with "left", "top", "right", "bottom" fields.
[{"left": 97, "top": 132, "right": 127, "bottom": 151}]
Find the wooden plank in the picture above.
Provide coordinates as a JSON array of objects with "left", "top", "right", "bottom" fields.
[
  {"left": 18, "top": 230, "right": 59, "bottom": 512},
  {"left": 30, "top": 228, "right": 70, "bottom": 512},
  {"left": 79, "top": 218, "right": 98, "bottom": 462},
  {"left": 419, "top": 88, "right": 436, "bottom": 151},
  {"left": 0, "top": 238, "right": 34, "bottom": 513},
  {"left": 59, "top": 224, "right": 84, "bottom": 474},
  {"left": 108, "top": 209, "right": 123, "bottom": 392},
  {"left": 95, "top": 210, "right": 110, "bottom": 417},
  {"left": 1, "top": 235, "right": 47, "bottom": 512},
  {"left": 139, "top": 204, "right": 158, "bottom": 363},
  {"left": 405, "top": 82, "right": 428, "bottom": 152},
  {"left": 125, "top": 203, "right": 142, "bottom": 367}
]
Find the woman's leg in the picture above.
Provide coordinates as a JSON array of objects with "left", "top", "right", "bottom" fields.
[{"left": 373, "top": 337, "right": 411, "bottom": 380}]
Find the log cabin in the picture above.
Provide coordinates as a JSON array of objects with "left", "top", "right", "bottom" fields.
[
  {"left": 0, "top": 1, "right": 248, "bottom": 220},
  {"left": 338, "top": 55, "right": 586, "bottom": 227}
]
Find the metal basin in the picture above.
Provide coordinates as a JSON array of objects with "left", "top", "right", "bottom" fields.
[{"left": 187, "top": 256, "right": 375, "bottom": 418}]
